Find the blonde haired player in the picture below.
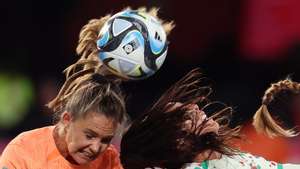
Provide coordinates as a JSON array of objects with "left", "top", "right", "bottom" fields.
[{"left": 0, "top": 6, "right": 173, "bottom": 169}]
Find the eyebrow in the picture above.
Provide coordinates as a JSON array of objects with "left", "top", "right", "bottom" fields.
[{"left": 84, "top": 129, "right": 115, "bottom": 138}]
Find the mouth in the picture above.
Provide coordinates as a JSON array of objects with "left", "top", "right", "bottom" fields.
[{"left": 80, "top": 151, "right": 96, "bottom": 161}]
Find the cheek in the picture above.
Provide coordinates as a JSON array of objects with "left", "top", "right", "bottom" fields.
[{"left": 66, "top": 129, "right": 89, "bottom": 153}]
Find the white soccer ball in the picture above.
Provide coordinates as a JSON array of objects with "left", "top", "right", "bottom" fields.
[{"left": 97, "top": 9, "right": 168, "bottom": 80}]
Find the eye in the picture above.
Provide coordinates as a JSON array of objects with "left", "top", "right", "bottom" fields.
[{"left": 85, "top": 133, "right": 94, "bottom": 140}]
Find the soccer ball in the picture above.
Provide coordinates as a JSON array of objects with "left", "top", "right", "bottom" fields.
[{"left": 97, "top": 9, "right": 168, "bottom": 80}]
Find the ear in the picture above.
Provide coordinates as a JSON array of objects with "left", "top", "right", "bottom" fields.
[{"left": 61, "top": 111, "right": 72, "bottom": 125}]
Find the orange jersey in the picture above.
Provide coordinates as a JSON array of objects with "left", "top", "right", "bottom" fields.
[{"left": 0, "top": 126, "right": 123, "bottom": 169}]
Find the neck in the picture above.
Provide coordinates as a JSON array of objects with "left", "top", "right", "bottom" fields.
[
  {"left": 194, "top": 150, "right": 221, "bottom": 163},
  {"left": 53, "top": 124, "right": 69, "bottom": 158}
]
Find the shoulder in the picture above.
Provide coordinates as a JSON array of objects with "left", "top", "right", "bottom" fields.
[
  {"left": 103, "top": 145, "right": 120, "bottom": 158},
  {"left": 94, "top": 145, "right": 123, "bottom": 169},
  {"left": 4, "top": 126, "right": 55, "bottom": 156},
  {"left": 9, "top": 126, "right": 54, "bottom": 146},
  {"left": 209, "top": 153, "right": 283, "bottom": 169},
  {"left": 0, "top": 126, "right": 55, "bottom": 168}
]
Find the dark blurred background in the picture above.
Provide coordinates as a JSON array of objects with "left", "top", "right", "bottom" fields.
[{"left": 1, "top": 0, "right": 300, "bottom": 163}]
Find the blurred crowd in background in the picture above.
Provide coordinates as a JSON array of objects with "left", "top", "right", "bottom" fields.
[{"left": 1, "top": 0, "right": 300, "bottom": 163}]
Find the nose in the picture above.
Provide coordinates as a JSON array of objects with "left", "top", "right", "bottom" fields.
[{"left": 89, "top": 141, "right": 102, "bottom": 155}]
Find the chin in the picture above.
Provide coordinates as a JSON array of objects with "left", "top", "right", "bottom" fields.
[{"left": 71, "top": 153, "right": 91, "bottom": 165}]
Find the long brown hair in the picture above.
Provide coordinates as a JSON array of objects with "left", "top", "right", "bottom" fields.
[
  {"left": 253, "top": 79, "right": 299, "bottom": 138},
  {"left": 120, "top": 69, "right": 241, "bottom": 169}
]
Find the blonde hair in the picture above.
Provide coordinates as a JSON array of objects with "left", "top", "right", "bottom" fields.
[
  {"left": 75, "top": 6, "right": 175, "bottom": 74},
  {"left": 48, "top": 21, "right": 126, "bottom": 123},
  {"left": 47, "top": 59, "right": 126, "bottom": 124},
  {"left": 253, "top": 79, "right": 300, "bottom": 138},
  {"left": 47, "top": 6, "right": 173, "bottom": 124}
]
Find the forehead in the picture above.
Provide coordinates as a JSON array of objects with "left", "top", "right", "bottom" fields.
[{"left": 75, "top": 112, "right": 117, "bottom": 135}]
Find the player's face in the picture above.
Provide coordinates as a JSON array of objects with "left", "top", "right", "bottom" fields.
[
  {"left": 62, "top": 111, "right": 117, "bottom": 165},
  {"left": 183, "top": 104, "right": 219, "bottom": 135},
  {"left": 168, "top": 102, "right": 219, "bottom": 135}
]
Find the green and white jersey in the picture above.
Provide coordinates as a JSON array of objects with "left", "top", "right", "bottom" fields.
[{"left": 182, "top": 153, "right": 300, "bottom": 169}]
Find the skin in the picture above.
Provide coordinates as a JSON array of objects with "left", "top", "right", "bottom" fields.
[
  {"left": 169, "top": 102, "right": 221, "bottom": 162},
  {"left": 54, "top": 111, "right": 117, "bottom": 165},
  {"left": 182, "top": 103, "right": 219, "bottom": 135},
  {"left": 168, "top": 102, "right": 220, "bottom": 135}
]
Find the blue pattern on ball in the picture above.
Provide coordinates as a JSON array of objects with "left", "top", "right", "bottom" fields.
[{"left": 97, "top": 30, "right": 110, "bottom": 48}]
